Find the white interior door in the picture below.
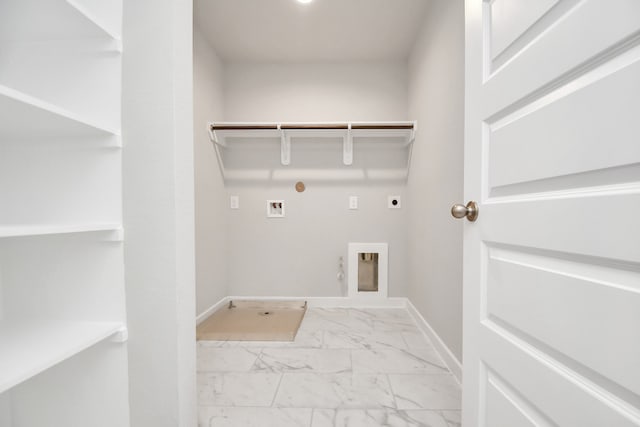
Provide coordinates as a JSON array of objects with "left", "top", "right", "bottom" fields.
[{"left": 462, "top": 1, "right": 640, "bottom": 425}]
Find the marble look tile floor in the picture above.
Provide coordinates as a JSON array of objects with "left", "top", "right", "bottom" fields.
[{"left": 198, "top": 308, "right": 461, "bottom": 427}]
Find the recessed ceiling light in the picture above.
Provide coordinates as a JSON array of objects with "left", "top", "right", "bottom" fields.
[{"left": 297, "top": 0, "right": 313, "bottom": 3}]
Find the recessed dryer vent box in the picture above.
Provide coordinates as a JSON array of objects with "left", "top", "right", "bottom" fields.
[{"left": 267, "top": 200, "right": 285, "bottom": 218}]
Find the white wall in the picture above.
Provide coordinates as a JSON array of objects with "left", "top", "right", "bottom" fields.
[
  {"left": 122, "top": 0, "right": 196, "bottom": 425},
  {"left": 194, "top": 25, "right": 228, "bottom": 315},
  {"left": 226, "top": 185, "right": 408, "bottom": 297},
  {"left": 407, "top": 0, "right": 465, "bottom": 361},
  {"left": 0, "top": 392, "right": 10, "bottom": 425},
  {"left": 219, "top": 62, "right": 409, "bottom": 298},
  {"left": 224, "top": 62, "right": 408, "bottom": 121}
]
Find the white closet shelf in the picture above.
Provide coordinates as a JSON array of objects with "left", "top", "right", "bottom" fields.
[
  {"left": 208, "top": 121, "right": 416, "bottom": 181},
  {"left": 0, "top": 224, "right": 123, "bottom": 240},
  {"left": 0, "top": 320, "right": 127, "bottom": 393},
  {"left": 209, "top": 121, "right": 416, "bottom": 147},
  {"left": 0, "top": 85, "right": 120, "bottom": 141},
  {"left": 0, "top": 0, "right": 120, "bottom": 43}
]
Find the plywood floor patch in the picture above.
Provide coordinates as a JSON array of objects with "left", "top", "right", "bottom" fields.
[{"left": 196, "top": 300, "right": 307, "bottom": 341}]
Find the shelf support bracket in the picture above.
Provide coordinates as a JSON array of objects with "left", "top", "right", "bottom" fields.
[
  {"left": 102, "top": 227, "right": 124, "bottom": 242},
  {"left": 343, "top": 124, "right": 353, "bottom": 165},
  {"left": 208, "top": 123, "right": 227, "bottom": 147},
  {"left": 280, "top": 126, "right": 291, "bottom": 166},
  {"left": 111, "top": 326, "right": 129, "bottom": 343},
  {"left": 208, "top": 123, "right": 219, "bottom": 145},
  {"left": 407, "top": 121, "right": 417, "bottom": 146},
  {"left": 207, "top": 123, "right": 227, "bottom": 180}
]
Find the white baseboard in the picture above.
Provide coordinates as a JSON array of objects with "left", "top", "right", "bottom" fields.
[
  {"left": 196, "top": 296, "right": 230, "bottom": 325},
  {"left": 196, "top": 296, "right": 407, "bottom": 324},
  {"left": 226, "top": 296, "right": 408, "bottom": 309},
  {"left": 406, "top": 299, "right": 462, "bottom": 383}
]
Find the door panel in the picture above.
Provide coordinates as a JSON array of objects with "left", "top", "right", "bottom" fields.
[
  {"left": 489, "top": 0, "right": 560, "bottom": 61},
  {"left": 483, "top": 0, "right": 640, "bottom": 116},
  {"left": 481, "top": 327, "right": 639, "bottom": 427},
  {"left": 484, "top": 194, "right": 640, "bottom": 263},
  {"left": 489, "top": 52, "right": 640, "bottom": 191},
  {"left": 487, "top": 246, "right": 640, "bottom": 396},
  {"left": 485, "top": 370, "right": 548, "bottom": 427},
  {"left": 464, "top": 0, "right": 640, "bottom": 425}
]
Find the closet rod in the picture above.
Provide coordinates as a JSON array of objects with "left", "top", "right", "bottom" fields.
[
  {"left": 209, "top": 124, "right": 278, "bottom": 131},
  {"left": 351, "top": 124, "right": 414, "bottom": 130},
  {"left": 280, "top": 124, "right": 349, "bottom": 130},
  {"left": 210, "top": 123, "right": 415, "bottom": 131}
]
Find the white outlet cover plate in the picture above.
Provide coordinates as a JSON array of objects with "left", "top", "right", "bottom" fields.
[
  {"left": 267, "top": 200, "right": 285, "bottom": 217},
  {"left": 388, "top": 196, "right": 401, "bottom": 209},
  {"left": 230, "top": 195, "right": 239, "bottom": 209},
  {"left": 349, "top": 196, "right": 358, "bottom": 210}
]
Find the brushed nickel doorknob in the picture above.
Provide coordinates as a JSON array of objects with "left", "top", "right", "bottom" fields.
[{"left": 451, "top": 201, "right": 479, "bottom": 222}]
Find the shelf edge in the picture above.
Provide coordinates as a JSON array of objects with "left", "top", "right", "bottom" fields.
[
  {"left": 0, "top": 321, "right": 126, "bottom": 394},
  {"left": 0, "top": 224, "right": 123, "bottom": 239},
  {"left": 0, "top": 85, "right": 120, "bottom": 137}
]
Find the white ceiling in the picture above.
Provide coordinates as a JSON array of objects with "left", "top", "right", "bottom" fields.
[{"left": 194, "top": 0, "right": 430, "bottom": 62}]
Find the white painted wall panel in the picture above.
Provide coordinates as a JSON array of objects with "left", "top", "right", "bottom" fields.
[
  {"left": 9, "top": 342, "right": 129, "bottom": 427},
  {"left": 0, "top": 39, "right": 121, "bottom": 132},
  {"left": 0, "top": 234, "right": 125, "bottom": 321},
  {"left": 122, "top": 0, "right": 196, "bottom": 425},
  {"left": 0, "top": 392, "right": 10, "bottom": 425},
  {"left": 0, "top": 145, "right": 120, "bottom": 226}
]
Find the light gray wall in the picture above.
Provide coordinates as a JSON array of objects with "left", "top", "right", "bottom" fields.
[
  {"left": 226, "top": 185, "right": 408, "bottom": 297},
  {"left": 223, "top": 62, "right": 408, "bottom": 121},
  {"left": 407, "top": 0, "right": 464, "bottom": 361},
  {"left": 122, "top": 0, "right": 196, "bottom": 425},
  {"left": 0, "top": 393, "right": 9, "bottom": 426},
  {"left": 194, "top": 25, "right": 228, "bottom": 315},
  {"left": 221, "top": 62, "right": 409, "bottom": 298}
]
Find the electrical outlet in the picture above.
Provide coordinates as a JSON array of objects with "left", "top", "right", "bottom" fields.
[
  {"left": 388, "top": 195, "right": 401, "bottom": 209},
  {"left": 267, "top": 200, "right": 285, "bottom": 217},
  {"left": 230, "top": 195, "right": 239, "bottom": 209},
  {"left": 349, "top": 196, "right": 358, "bottom": 210}
]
